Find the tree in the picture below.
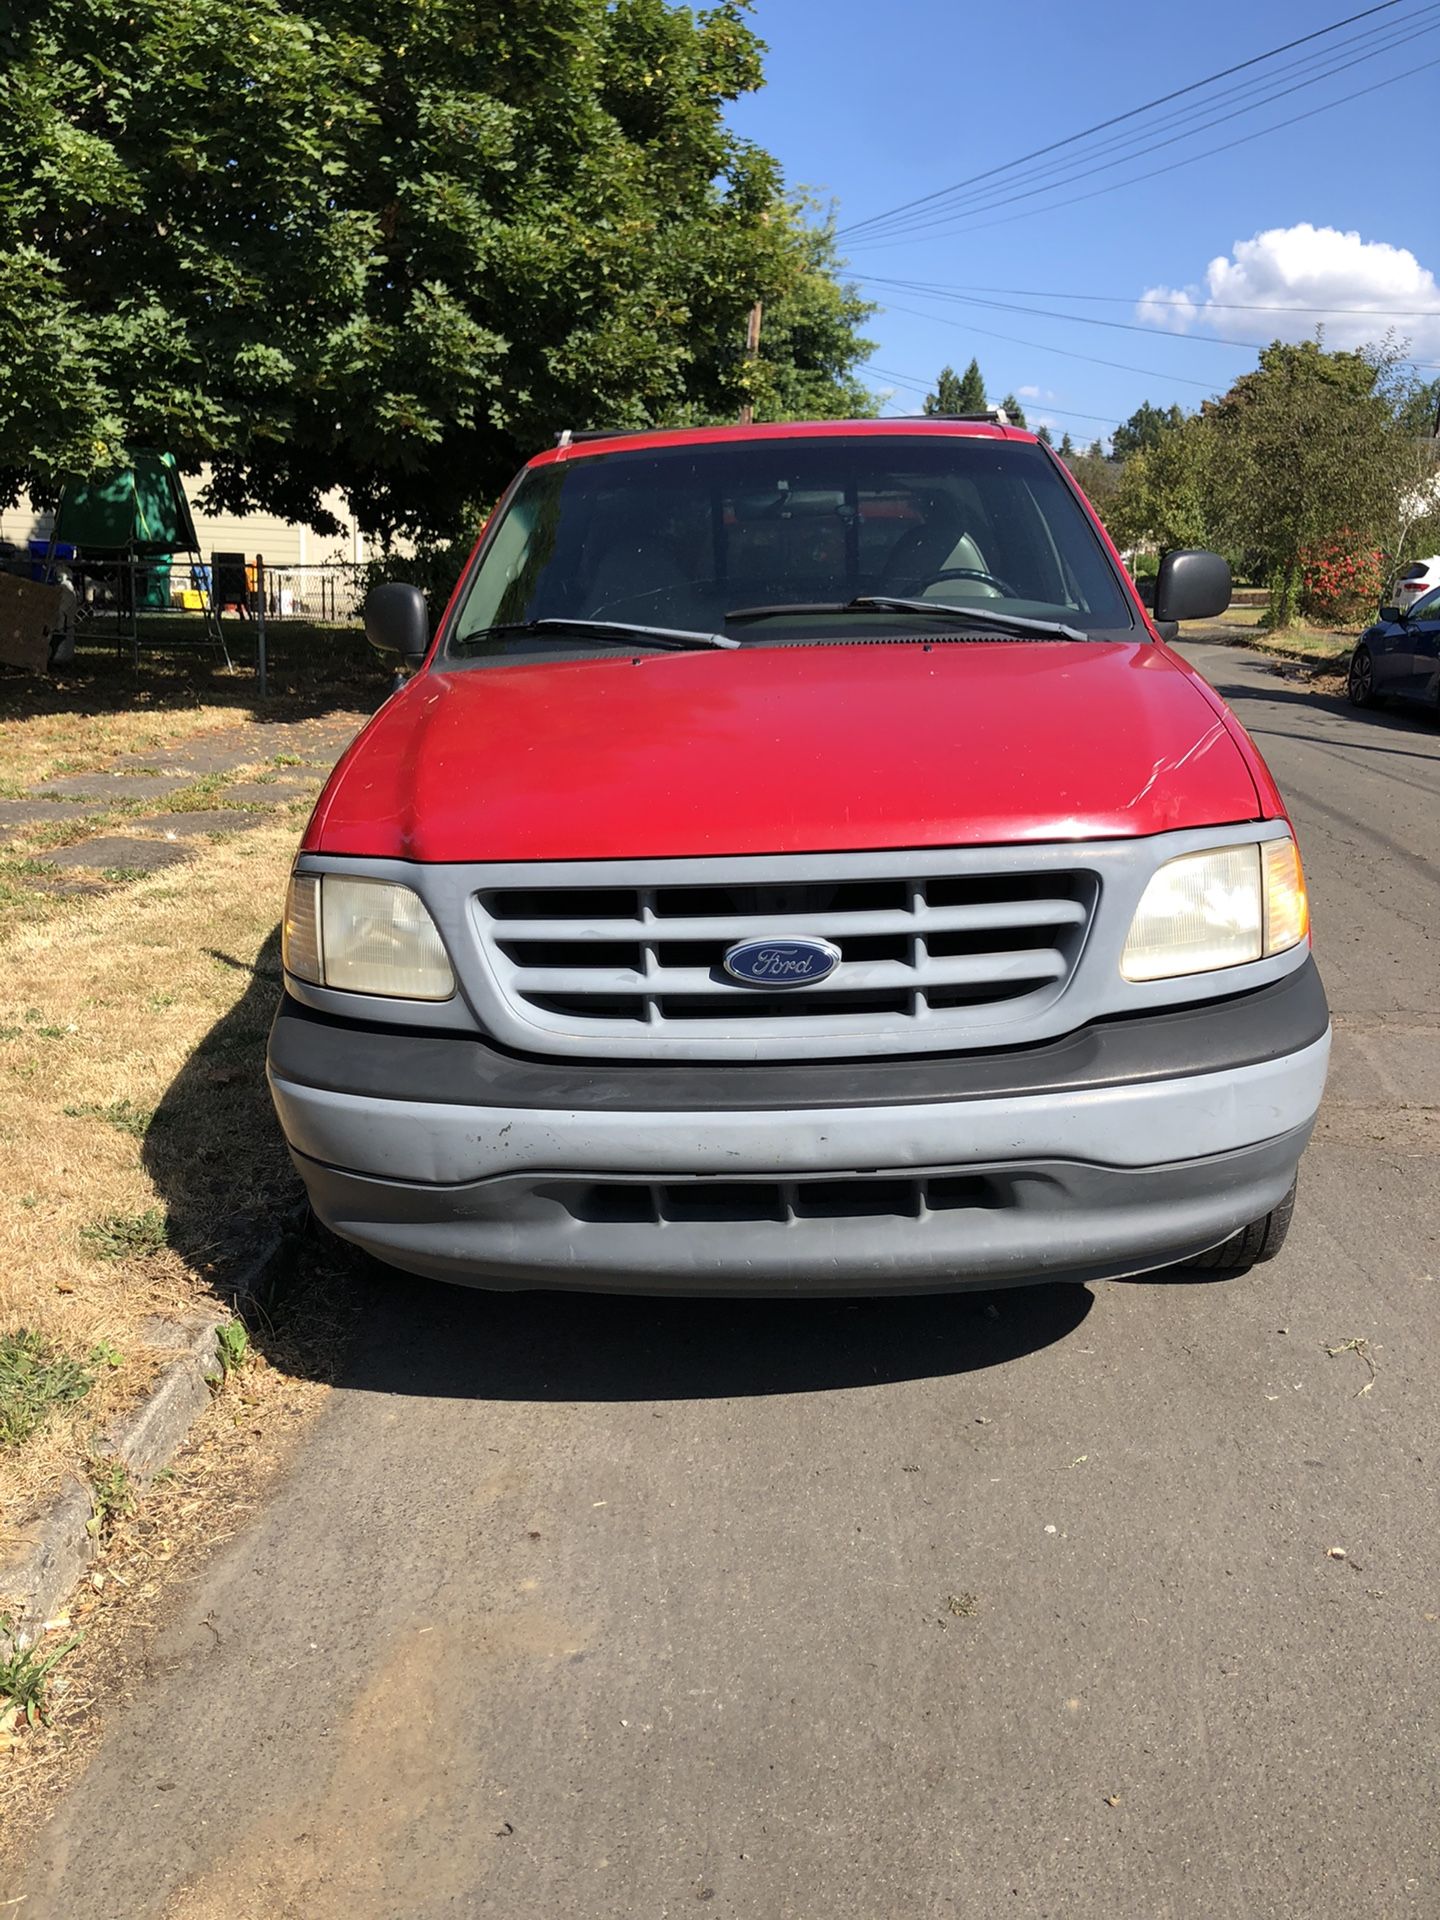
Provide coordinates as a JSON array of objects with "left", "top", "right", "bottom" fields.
[
  {"left": 956, "top": 358, "right": 987, "bottom": 413},
  {"left": 1395, "top": 375, "right": 1440, "bottom": 438},
  {"left": 1111, "top": 400, "right": 1186, "bottom": 462},
  {"left": 924, "top": 357, "right": 985, "bottom": 416},
  {"left": 998, "top": 392, "right": 1027, "bottom": 428},
  {"left": 1058, "top": 431, "right": 1075, "bottom": 458},
  {"left": 1035, "top": 423, "right": 1053, "bottom": 446},
  {"left": 923, "top": 366, "right": 962, "bottom": 415},
  {"left": 0, "top": 0, "right": 876, "bottom": 542},
  {"left": 1107, "top": 414, "right": 1215, "bottom": 553},
  {"left": 1206, "top": 339, "right": 1426, "bottom": 627},
  {"left": 1067, "top": 445, "right": 1121, "bottom": 521}
]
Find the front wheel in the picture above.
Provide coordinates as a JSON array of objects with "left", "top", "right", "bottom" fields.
[
  {"left": 1183, "top": 1179, "right": 1296, "bottom": 1274},
  {"left": 1347, "top": 644, "right": 1381, "bottom": 708}
]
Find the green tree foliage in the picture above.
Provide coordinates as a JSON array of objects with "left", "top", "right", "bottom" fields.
[
  {"left": 998, "top": 392, "right": 1026, "bottom": 428},
  {"left": 1206, "top": 339, "right": 1426, "bottom": 627},
  {"left": 1107, "top": 414, "right": 1214, "bottom": 554},
  {"left": 1035, "top": 422, "right": 1053, "bottom": 446},
  {"left": 674, "top": 203, "right": 875, "bottom": 427},
  {"left": 1065, "top": 444, "right": 1121, "bottom": 520},
  {"left": 923, "top": 358, "right": 985, "bottom": 416},
  {"left": 956, "top": 358, "right": 987, "bottom": 413},
  {"left": 0, "top": 0, "right": 874, "bottom": 541},
  {"left": 1110, "top": 400, "right": 1186, "bottom": 462},
  {"left": 923, "top": 366, "right": 963, "bottom": 415},
  {"left": 1395, "top": 376, "right": 1440, "bottom": 438},
  {"left": 1058, "top": 431, "right": 1075, "bottom": 458}
]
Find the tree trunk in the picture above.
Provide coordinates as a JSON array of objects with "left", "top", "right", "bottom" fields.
[{"left": 1266, "top": 563, "right": 1301, "bottom": 631}]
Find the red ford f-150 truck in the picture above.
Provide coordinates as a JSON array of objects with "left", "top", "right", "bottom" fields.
[{"left": 267, "top": 418, "right": 1330, "bottom": 1295}]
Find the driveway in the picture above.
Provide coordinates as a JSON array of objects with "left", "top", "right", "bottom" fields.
[{"left": 19, "top": 641, "right": 1440, "bottom": 1919}]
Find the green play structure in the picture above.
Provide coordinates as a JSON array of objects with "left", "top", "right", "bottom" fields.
[{"left": 42, "top": 453, "right": 227, "bottom": 663}]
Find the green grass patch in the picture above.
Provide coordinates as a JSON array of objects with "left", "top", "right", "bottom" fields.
[
  {"left": 1247, "top": 627, "right": 1354, "bottom": 669},
  {"left": 86, "top": 1454, "right": 136, "bottom": 1540},
  {"left": 63, "top": 1097, "right": 155, "bottom": 1138},
  {"left": 80, "top": 1205, "right": 169, "bottom": 1262},
  {"left": 1, "top": 1617, "right": 83, "bottom": 1729},
  {"left": 0, "top": 1330, "right": 92, "bottom": 1448},
  {"left": 215, "top": 1318, "right": 251, "bottom": 1378}
]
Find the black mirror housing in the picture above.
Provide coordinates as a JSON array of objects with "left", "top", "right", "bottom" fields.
[
  {"left": 1378, "top": 605, "right": 1402, "bottom": 624},
  {"left": 364, "top": 582, "right": 430, "bottom": 669},
  {"left": 1151, "top": 549, "right": 1231, "bottom": 626}
]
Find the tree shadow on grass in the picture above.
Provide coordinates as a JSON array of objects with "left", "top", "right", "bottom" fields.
[
  {"left": 0, "top": 625, "right": 389, "bottom": 735},
  {"left": 141, "top": 927, "right": 308, "bottom": 1316}
]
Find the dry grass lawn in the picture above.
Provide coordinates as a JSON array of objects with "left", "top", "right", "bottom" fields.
[
  {"left": 0, "top": 630, "right": 379, "bottom": 1563},
  {"left": 0, "top": 824, "right": 307, "bottom": 1544}
]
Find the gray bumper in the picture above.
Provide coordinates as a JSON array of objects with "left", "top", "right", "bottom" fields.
[{"left": 271, "top": 1032, "right": 1330, "bottom": 1295}]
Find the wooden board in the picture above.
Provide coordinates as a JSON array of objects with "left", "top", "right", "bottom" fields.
[{"left": 0, "top": 573, "right": 62, "bottom": 673}]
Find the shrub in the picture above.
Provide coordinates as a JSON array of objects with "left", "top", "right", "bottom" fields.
[{"left": 1299, "top": 534, "right": 1385, "bottom": 626}]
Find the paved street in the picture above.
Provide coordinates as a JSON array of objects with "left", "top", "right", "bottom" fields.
[{"left": 20, "top": 641, "right": 1440, "bottom": 1920}]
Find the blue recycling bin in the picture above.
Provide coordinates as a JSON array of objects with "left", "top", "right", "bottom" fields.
[{"left": 29, "top": 539, "right": 76, "bottom": 581}]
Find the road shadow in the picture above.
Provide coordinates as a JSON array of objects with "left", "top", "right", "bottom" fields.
[
  {"left": 1226, "top": 683, "right": 1440, "bottom": 741},
  {"left": 332, "top": 1264, "right": 1093, "bottom": 1403}
]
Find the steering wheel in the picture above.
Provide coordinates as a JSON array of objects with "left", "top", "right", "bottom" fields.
[{"left": 913, "top": 565, "right": 1019, "bottom": 598}]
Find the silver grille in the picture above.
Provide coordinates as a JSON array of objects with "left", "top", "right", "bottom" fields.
[{"left": 476, "top": 861, "right": 1097, "bottom": 1048}]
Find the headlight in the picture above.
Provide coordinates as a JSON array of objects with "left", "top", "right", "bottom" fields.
[
  {"left": 1121, "top": 837, "right": 1308, "bottom": 983},
  {"left": 282, "top": 873, "right": 454, "bottom": 1000}
]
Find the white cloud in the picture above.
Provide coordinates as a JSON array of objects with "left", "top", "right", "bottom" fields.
[
  {"left": 1137, "top": 224, "right": 1440, "bottom": 358},
  {"left": 1016, "top": 383, "right": 1054, "bottom": 401}
]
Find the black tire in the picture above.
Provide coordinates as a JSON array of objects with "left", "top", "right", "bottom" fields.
[
  {"left": 1184, "top": 1179, "right": 1296, "bottom": 1274},
  {"left": 1347, "top": 644, "right": 1381, "bottom": 708}
]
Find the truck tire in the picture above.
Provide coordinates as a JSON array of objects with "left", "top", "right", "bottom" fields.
[{"left": 1183, "top": 1179, "right": 1296, "bottom": 1273}]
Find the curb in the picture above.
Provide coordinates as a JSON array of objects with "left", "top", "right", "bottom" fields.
[{"left": 1, "top": 1226, "right": 289, "bottom": 1653}]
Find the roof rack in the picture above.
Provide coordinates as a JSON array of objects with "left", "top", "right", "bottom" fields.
[
  {"left": 883, "top": 409, "right": 1012, "bottom": 427},
  {"left": 553, "top": 411, "right": 1015, "bottom": 448},
  {"left": 554, "top": 426, "right": 664, "bottom": 448}
]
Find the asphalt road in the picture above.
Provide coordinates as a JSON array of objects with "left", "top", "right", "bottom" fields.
[{"left": 22, "top": 641, "right": 1440, "bottom": 1919}]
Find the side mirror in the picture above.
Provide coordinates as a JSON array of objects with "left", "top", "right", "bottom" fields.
[
  {"left": 1378, "top": 605, "right": 1402, "bottom": 624},
  {"left": 364, "top": 582, "right": 430, "bottom": 670},
  {"left": 1151, "top": 549, "right": 1231, "bottom": 626}
]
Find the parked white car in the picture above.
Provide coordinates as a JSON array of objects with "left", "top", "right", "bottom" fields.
[{"left": 1393, "top": 556, "right": 1440, "bottom": 608}]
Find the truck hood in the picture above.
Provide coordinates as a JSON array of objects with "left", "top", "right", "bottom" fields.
[{"left": 307, "top": 640, "right": 1262, "bottom": 862}]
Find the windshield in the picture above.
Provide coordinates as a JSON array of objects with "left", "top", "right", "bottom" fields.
[{"left": 445, "top": 434, "right": 1135, "bottom": 665}]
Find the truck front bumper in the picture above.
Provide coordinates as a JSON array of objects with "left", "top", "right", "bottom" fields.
[{"left": 267, "top": 960, "right": 1330, "bottom": 1296}]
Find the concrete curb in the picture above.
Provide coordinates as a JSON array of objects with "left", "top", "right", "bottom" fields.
[{"left": 1, "top": 1228, "right": 288, "bottom": 1653}]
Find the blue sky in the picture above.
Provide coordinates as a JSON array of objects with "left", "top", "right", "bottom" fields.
[{"left": 727, "top": 0, "right": 1440, "bottom": 443}]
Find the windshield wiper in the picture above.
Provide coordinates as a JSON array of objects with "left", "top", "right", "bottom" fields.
[
  {"left": 724, "top": 597, "right": 1089, "bottom": 642},
  {"left": 459, "top": 617, "right": 738, "bottom": 653}
]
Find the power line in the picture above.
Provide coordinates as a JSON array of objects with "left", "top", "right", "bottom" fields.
[
  {"left": 859, "top": 278, "right": 1440, "bottom": 370},
  {"left": 857, "top": 281, "right": 1440, "bottom": 320},
  {"left": 847, "top": 6, "right": 1440, "bottom": 245},
  {"left": 862, "top": 280, "right": 1263, "bottom": 351},
  {"left": 837, "top": 0, "right": 1410, "bottom": 239},
  {"left": 877, "top": 299, "right": 1225, "bottom": 390},
  {"left": 846, "top": 48, "right": 1440, "bottom": 251}
]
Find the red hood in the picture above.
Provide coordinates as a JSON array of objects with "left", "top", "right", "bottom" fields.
[{"left": 307, "top": 641, "right": 1263, "bottom": 862}]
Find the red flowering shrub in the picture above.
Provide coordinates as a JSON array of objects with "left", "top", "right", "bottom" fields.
[{"left": 1299, "top": 534, "right": 1385, "bottom": 626}]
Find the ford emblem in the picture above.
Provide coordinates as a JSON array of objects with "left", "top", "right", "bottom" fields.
[{"left": 723, "top": 936, "right": 841, "bottom": 989}]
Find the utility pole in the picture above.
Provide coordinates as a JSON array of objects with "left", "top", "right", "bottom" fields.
[{"left": 737, "top": 301, "right": 763, "bottom": 426}]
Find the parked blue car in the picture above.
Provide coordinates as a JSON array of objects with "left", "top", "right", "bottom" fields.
[{"left": 1348, "top": 585, "right": 1440, "bottom": 714}]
